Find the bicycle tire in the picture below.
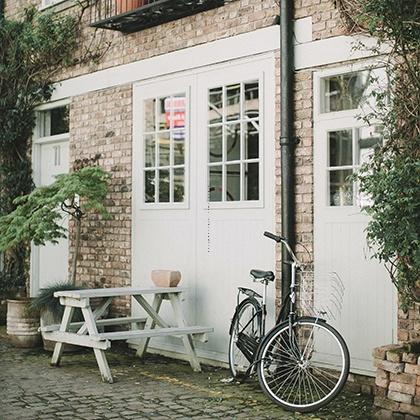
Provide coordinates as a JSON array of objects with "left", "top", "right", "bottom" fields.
[
  {"left": 256, "top": 317, "right": 350, "bottom": 412},
  {"left": 228, "top": 297, "right": 262, "bottom": 378}
]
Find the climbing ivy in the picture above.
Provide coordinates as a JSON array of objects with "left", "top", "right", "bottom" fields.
[
  {"left": 337, "top": 0, "right": 420, "bottom": 309},
  {"left": 0, "top": 7, "right": 78, "bottom": 297}
]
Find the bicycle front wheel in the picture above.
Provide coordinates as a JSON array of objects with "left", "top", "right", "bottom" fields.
[
  {"left": 229, "top": 297, "right": 262, "bottom": 378},
  {"left": 257, "top": 317, "right": 349, "bottom": 412}
]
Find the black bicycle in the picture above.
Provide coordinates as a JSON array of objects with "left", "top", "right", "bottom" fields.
[{"left": 228, "top": 231, "right": 350, "bottom": 412}]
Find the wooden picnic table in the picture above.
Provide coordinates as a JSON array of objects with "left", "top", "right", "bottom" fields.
[{"left": 40, "top": 287, "right": 213, "bottom": 383}]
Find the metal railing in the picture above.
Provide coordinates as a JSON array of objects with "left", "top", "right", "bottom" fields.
[{"left": 90, "top": 0, "right": 225, "bottom": 33}]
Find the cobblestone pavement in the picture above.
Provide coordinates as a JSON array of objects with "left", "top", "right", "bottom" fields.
[{"left": 0, "top": 327, "right": 373, "bottom": 419}]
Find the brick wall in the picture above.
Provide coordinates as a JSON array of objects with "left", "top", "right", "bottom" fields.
[
  {"left": 3, "top": 0, "right": 350, "bottom": 82},
  {"left": 398, "top": 303, "right": 420, "bottom": 344},
  {"left": 373, "top": 343, "right": 420, "bottom": 418},
  {"left": 69, "top": 85, "right": 133, "bottom": 315}
]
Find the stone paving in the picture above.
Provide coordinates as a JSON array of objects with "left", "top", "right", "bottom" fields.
[{"left": 0, "top": 327, "right": 374, "bottom": 420}]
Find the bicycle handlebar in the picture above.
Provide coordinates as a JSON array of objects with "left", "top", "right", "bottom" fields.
[
  {"left": 263, "top": 231, "right": 301, "bottom": 267},
  {"left": 263, "top": 231, "right": 284, "bottom": 242}
]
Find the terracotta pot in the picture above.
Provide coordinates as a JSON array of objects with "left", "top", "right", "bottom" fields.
[
  {"left": 7, "top": 299, "right": 41, "bottom": 348},
  {"left": 151, "top": 270, "right": 182, "bottom": 287},
  {"left": 115, "top": 0, "right": 144, "bottom": 14}
]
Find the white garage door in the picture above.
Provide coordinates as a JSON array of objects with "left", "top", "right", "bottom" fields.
[{"left": 132, "top": 56, "right": 276, "bottom": 363}]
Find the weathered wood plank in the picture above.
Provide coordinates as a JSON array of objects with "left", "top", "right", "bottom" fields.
[
  {"left": 59, "top": 297, "right": 90, "bottom": 308},
  {"left": 133, "top": 295, "right": 169, "bottom": 329},
  {"left": 135, "top": 294, "right": 163, "bottom": 357},
  {"left": 43, "top": 331, "right": 110, "bottom": 350},
  {"left": 50, "top": 305, "right": 75, "bottom": 366},
  {"left": 169, "top": 294, "right": 201, "bottom": 372},
  {"left": 40, "top": 316, "right": 147, "bottom": 333},
  {"left": 81, "top": 307, "right": 114, "bottom": 383},
  {"left": 77, "top": 297, "right": 113, "bottom": 335},
  {"left": 96, "top": 326, "right": 214, "bottom": 341},
  {"left": 54, "top": 287, "right": 186, "bottom": 299}
]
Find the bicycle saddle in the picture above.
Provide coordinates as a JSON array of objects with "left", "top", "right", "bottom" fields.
[{"left": 250, "top": 269, "right": 275, "bottom": 282}]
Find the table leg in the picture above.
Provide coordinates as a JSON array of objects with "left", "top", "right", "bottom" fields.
[
  {"left": 81, "top": 306, "right": 113, "bottom": 384},
  {"left": 51, "top": 306, "right": 75, "bottom": 366},
  {"left": 135, "top": 294, "right": 163, "bottom": 358},
  {"left": 169, "top": 294, "right": 201, "bottom": 372},
  {"left": 77, "top": 297, "right": 113, "bottom": 335}
]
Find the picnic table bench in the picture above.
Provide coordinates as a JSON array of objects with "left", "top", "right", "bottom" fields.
[{"left": 40, "top": 287, "right": 213, "bottom": 383}]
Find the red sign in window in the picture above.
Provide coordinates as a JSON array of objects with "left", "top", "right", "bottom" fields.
[{"left": 164, "top": 97, "right": 186, "bottom": 129}]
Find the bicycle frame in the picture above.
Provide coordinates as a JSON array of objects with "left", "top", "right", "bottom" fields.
[{"left": 232, "top": 232, "right": 304, "bottom": 376}]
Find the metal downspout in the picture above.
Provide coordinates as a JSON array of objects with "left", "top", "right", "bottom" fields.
[{"left": 280, "top": 0, "right": 295, "bottom": 307}]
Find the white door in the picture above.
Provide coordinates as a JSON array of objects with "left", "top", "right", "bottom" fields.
[
  {"left": 132, "top": 56, "right": 276, "bottom": 362},
  {"left": 31, "top": 103, "right": 70, "bottom": 296},
  {"left": 313, "top": 67, "right": 396, "bottom": 375}
]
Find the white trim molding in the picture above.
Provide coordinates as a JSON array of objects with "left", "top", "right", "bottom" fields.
[{"left": 50, "top": 23, "right": 386, "bottom": 102}]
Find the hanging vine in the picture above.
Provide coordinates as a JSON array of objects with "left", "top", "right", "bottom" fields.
[
  {"left": 0, "top": 4, "right": 109, "bottom": 297},
  {"left": 336, "top": 0, "right": 420, "bottom": 309}
]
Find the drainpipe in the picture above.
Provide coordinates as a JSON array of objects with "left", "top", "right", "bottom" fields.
[{"left": 280, "top": 0, "right": 295, "bottom": 307}]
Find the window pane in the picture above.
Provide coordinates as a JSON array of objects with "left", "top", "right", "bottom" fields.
[
  {"left": 158, "top": 132, "right": 170, "bottom": 167},
  {"left": 144, "top": 134, "right": 155, "bottom": 167},
  {"left": 226, "top": 84, "right": 241, "bottom": 121},
  {"left": 209, "top": 166, "right": 222, "bottom": 202},
  {"left": 144, "top": 99, "right": 155, "bottom": 132},
  {"left": 226, "top": 123, "right": 240, "bottom": 161},
  {"left": 173, "top": 130, "right": 185, "bottom": 166},
  {"left": 171, "top": 94, "right": 186, "bottom": 129},
  {"left": 244, "top": 82, "right": 259, "bottom": 119},
  {"left": 226, "top": 164, "right": 240, "bottom": 201},
  {"left": 145, "top": 170, "right": 155, "bottom": 203},
  {"left": 329, "top": 169, "right": 353, "bottom": 206},
  {"left": 322, "top": 71, "right": 370, "bottom": 113},
  {"left": 208, "top": 87, "right": 223, "bottom": 124},
  {"left": 244, "top": 162, "right": 259, "bottom": 200},
  {"left": 244, "top": 121, "right": 259, "bottom": 159},
  {"left": 50, "top": 106, "right": 69, "bottom": 135},
  {"left": 173, "top": 168, "right": 185, "bottom": 203},
  {"left": 158, "top": 96, "right": 170, "bottom": 130},
  {"left": 358, "top": 126, "right": 383, "bottom": 165},
  {"left": 209, "top": 126, "right": 223, "bottom": 163},
  {"left": 329, "top": 130, "right": 352, "bottom": 167},
  {"left": 159, "top": 169, "right": 170, "bottom": 202}
]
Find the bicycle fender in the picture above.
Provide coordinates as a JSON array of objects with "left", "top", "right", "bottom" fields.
[{"left": 228, "top": 297, "right": 260, "bottom": 335}]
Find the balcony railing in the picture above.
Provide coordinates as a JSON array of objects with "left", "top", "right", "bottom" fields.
[{"left": 89, "top": 0, "right": 225, "bottom": 33}]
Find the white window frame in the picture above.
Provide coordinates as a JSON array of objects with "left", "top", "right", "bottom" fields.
[
  {"left": 134, "top": 78, "right": 191, "bottom": 210},
  {"left": 314, "top": 63, "right": 386, "bottom": 208},
  {"left": 206, "top": 79, "right": 262, "bottom": 205},
  {"left": 40, "top": 0, "right": 68, "bottom": 10},
  {"left": 199, "top": 65, "right": 266, "bottom": 211},
  {"left": 32, "top": 99, "right": 70, "bottom": 186}
]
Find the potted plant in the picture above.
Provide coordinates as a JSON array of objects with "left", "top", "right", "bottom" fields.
[
  {"left": 115, "top": 0, "right": 144, "bottom": 15},
  {"left": 0, "top": 166, "right": 110, "bottom": 348}
]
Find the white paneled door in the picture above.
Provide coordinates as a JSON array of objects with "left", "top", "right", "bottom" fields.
[
  {"left": 313, "top": 67, "right": 396, "bottom": 375},
  {"left": 31, "top": 133, "right": 70, "bottom": 296},
  {"left": 132, "top": 56, "right": 276, "bottom": 362}
]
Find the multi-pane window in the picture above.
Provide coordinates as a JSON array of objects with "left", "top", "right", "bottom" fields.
[
  {"left": 208, "top": 81, "right": 260, "bottom": 202},
  {"left": 321, "top": 70, "right": 371, "bottom": 113},
  {"left": 143, "top": 94, "right": 186, "bottom": 204},
  {"left": 328, "top": 126, "right": 382, "bottom": 206}
]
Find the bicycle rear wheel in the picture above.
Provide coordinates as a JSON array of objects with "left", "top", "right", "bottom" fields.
[
  {"left": 256, "top": 317, "right": 349, "bottom": 412},
  {"left": 228, "top": 298, "right": 262, "bottom": 378}
]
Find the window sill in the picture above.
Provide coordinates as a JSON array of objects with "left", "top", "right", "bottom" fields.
[{"left": 39, "top": 0, "right": 75, "bottom": 13}]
